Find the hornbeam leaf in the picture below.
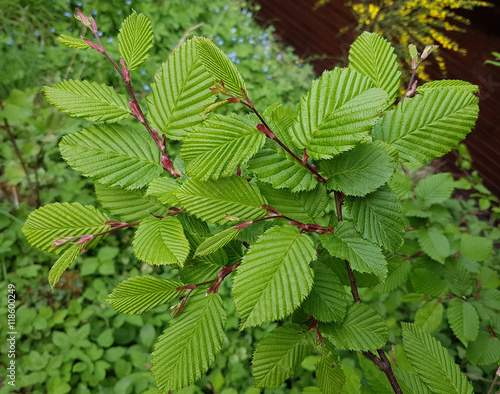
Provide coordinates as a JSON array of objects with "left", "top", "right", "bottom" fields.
[
  {"left": 196, "top": 37, "right": 246, "bottom": 99},
  {"left": 394, "top": 370, "right": 431, "bottom": 394},
  {"left": 174, "top": 176, "right": 267, "bottom": 225},
  {"left": 345, "top": 185, "right": 406, "bottom": 251},
  {"left": 258, "top": 182, "right": 328, "bottom": 223},
  {"left": 290, "top": 68, "right": 388, "bottom": 159},
  {"left": 22, "top": 202, "right": 110, "bottom": 255},
  {"left": 414, "top": 301, "right": 444, "bottom": 333},
  {"left": 414, "top": 173, "right": 455, "bottom": 207},
  {"left": 56, "top": 35, "right": 90, "bottom": 49},
  {"left": 402, "top": 323, "right": 473, "bottom": 394},
  {"left": 233, "top": 226, "right": 316, "bottom": 329},
  {"left": 417, "top": 226, "right": 450, "bottom": 264},
  {"left": 44, "top": 80, "right": 130, "bottom": 123},
  {"left": 466, "top": 331, "right": 500, "bottom": 366},
  {"left": 320, "top": 303, "right": 388, "bottom": 351},
  {"left": 49, "top": 245, "right": 81, "bottom": 290},
  {"left": 417, "top": 80, "right": 479, "bottom": 94},
  {"left": 348, "top": 32, "right": 401, "bottom": 104},
  {"left": 133, "top": 217, "right": 190, "bottom": 266},
  {"left": 447, "top": 298, "right": 479, "bottom": 346},
  {"left": 460, "top": 233, "right": 493, "bottom": 262},
  {"left": 60, "top": 124, "right": 162, "bottom": 190},
  {"left": 145, "top": 177, "right": 181, "bottom": 206},
  {"left": 301, "top": 260, "right": 348, "bottom": 323},
  {"left": 104, "top": 275, "right": 183, "bottom": 315},
  {"left": 357, "top": 353, "right": 393, "bottom": 393},
  {"left": 194, "top": 227, "right": 243, "bottom": 257},
  {"left": 118, "top": 11, "right": 153, "bottom": 70},
  {"left": 152, "top": 291, "right": 226, "bottom": 391},
  {"left": 181, "top": 114, "right": 266, "bottom": 179},
  {"left": 95, "top": 184, "right": 169, "bottom": 222},
  {"left": 147, "top": 39, "right": 215, "bottom": 140},
  {"left": 316, "top": 349, "right": 346, "bottom": 394},
  {"left": 321, "top": 221, "right": 388, "bottom": 279},
  {"left": 322, "top": 142, "right": 396, "bottom": 196},
  {"left": 372, "top": 89, "right": 479, "bottom": 163},
  {"left": 252, "top": 324, "right": 314, "bottom": 388}
]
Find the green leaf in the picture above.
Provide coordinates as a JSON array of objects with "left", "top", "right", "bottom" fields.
[
  {"left": 181, "top": 114, "right": 266, "bottom": 179},
  {"left": 48, "top": 245, "right": 81, "bottom": 290},
  {"left": 196, "top": 37, "right": 246, "bottom": 99},
  {"left": 316, "top": 349, "right": 345, "bottom": 394},
  {"left": 174, "top": 176, "right": 267, "bottom": 225},
  {"left": 341, "top": 365, "right": 362, "bottom": 394},
  {"left": 56, "top": 35, "right": 90, "bottom": 49},
  {"left": 194, "top": 227, "right": 243, "bottom": 257},
  {"left": 379, "top": 260, "right": 411, "bottom": 293},
  {"left": 152, "top": 291, "right": 226, "bottom": 391},
  {"left": 322, "top": 142, "right": 396, "bottom": 196},
  {"left": 118, "top": 11, "right": 153, "bottom": 70},
  {"left": 357, "top": 353, "right": 393, "bottom": 393},
  {"left": 258, "top": 183, "right": 328, "bottom": 223},
  {"left": 389, "top": 171, "right": 414, "bottom": 200},
  {"left": 466, "top": 331, "right": 500, "bottom": 366},
  {"left": 233, "top": 226, "right": 316, "bottom": 329},
  {"left": 348, "top": 32, "right": 401, "bottom": 104},
  {"left": 95, "top": 184, "right": 169, "bottom": 222},
  {"left": 417, "top": 227, "right": 450, "bottom": 264},
  {"left": 291, "top": 68, "right": 388, "bottom": 159},
  {"left": 447, "top": 298, "right": 479, "bottom": 346},
  {"left": 248, "top": 104, "right": 319, "bottom": 192},
  {"left": 394, "top": 370, "right": 431, "bottom": 394},
  {"left": 417, "top": 80, "right": 479, "bottom": 94},
  {"left": 320, "top": 303, "right": 388, "bottom": 351},
  {"left": 252, "top": 324, "right": 314, "bottom": 388},
  {"left": 22, "top": 202, "right": 109, "bottom": 255},
  {"left": 147, "top": 39, "right": 215, "bottom": 140},
  {"left": 321, "top": 221, "right": 388, "bottom": 279},
  {"left": 402, "top": 323, "right": 473, "bottom": 394},
  {"left": 345, "top": 185, "right": 406, "bottom": 251},
  {"left": 60, "top": 124, "right": 162, "bottom": 190},
  {"left": 133, "top": 217, "right": 190, "bottom": 266},
  {"left": 408, "top": 44, "right": 418, "bottom": 60},
  {"left": 44, "top": 80, "right": 130, "bottom": 123},
  {"left": 460, "top": 233, "right": 493, "bottom": 262},
  {"left": 414, "top": 173, "right": 455, "bottom": 207},
  {"left": 301, "top": 260, "right": 348, "bottom": 323},
  {"left": 145, "top": 177, "right": 181, "bottom": 206},
  {"left": 414, "top": 301, "right": 444, "bottom": 333},
  {"left": 104, "top": 275, "right": 182, "bottom": 315},
  {"left": 373, "top": 89, "right": 479, "bottom": 163}
]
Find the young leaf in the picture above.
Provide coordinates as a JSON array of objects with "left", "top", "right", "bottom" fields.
[
  {"left": 345, "top": 185, "right": 406, "bottom": 251},
  {"left": 181, "top": 114, "right": 266, "bottom": 179},
  {"left": 152, "top": 291, "right": 226, "bottom": 391},
  {"left": 394, "top": 369, "right": 431, "bottom": 394},
  {"left": 60, "top": 124, "right": 162, "bottom": 190},
  {"left": 22, "top": 202, "right": 109, "bottom": 254},
  {"left": 145, "top": 177, "right": 181, "bottom": 206},
  {"left": 320, "top": 303, "right": 388, "bottom": 351},
  {"left": 252, "top": 324, "right": 314, "bottom": 388},
  {"left": 290, "top": 68, "right": 388, "bottom": 159},
  {"left": 118, "top": 11, "right": 154, "bottom": 70},
  {"left": 56, "top": 35, "right": 90, "bottom": 49},
  {"left": 301, "top": 260, "right": 348, "bottom": 323},
  {"left": 49, "top": 244, "right": 81, "bottom": 289},
  {"left": 133, "top": 217, "right": 190, "bottom": 266},
  {"left": 232, "top": 226, "right": 316, "bottom": 329},
  {"left": 348, "top": 32, "right": 401, "bottom": 104},
  {"left": 104, "top": 275, "right": 183, "bottom": 315},
  {"left": 321, "top": 221, "right": 388, "bottom": 280},
  {"left": 174, "top": 176, "right": 267, "bottom": 225},
  {"left": 414, "top": 173, "right": 455, "bottom": 207},
  {"left": 194, "top": 227, "right": 243, "bottom": 257},
  {"left": 414, "top": 301, "right": 444, "bottom": 333},
  {"left": 196, "top": 37, "right": 247, "bottom": 99},
  {"left": 258, "top": 182, "right": 328, "bottom": 223},
  {"left": 44, "top": 80, "right": 130, "bottom": 123},
  {"left": 95, "top": 184, "right": 170, "bottom": 222},
  {"left": 417, "top": 80, "right": 479, "bottom": 94},
  {"left": 316, "top": 349, "right": 346, "bottom": 394},
  {"left": 321, "top": 142, "right": 396, "bottom": 196},
  {"left": 402, "top": 323, "right": 473, "bottom": 394},
  {"left": 460, "top": 233, "right": 493, "bottom": 262},
  {"left": 417, "top": 226, "right": 450, "bottom": 264},
  {"left": 447, "top": 298, "right": 479, "bottom": 346},
  {"left": 372, "top": 89, "right": 479, "bottom": 163},
  {"left": 357, "top": 353, "right": 393, "bottom": 393},
  {"left": 466, "top": 331, "right": 500, "bottom": 366},
  {"left": 147, "top": 39, "right": 215, "bottom": 140}
]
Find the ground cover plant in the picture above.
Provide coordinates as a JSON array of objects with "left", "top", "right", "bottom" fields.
[{"left": 11, "top": 6, "right": 500, "bottom": 394}]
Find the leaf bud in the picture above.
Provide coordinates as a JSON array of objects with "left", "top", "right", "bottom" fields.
[{"left": 75, "top": 9, "right": 90, "bottom": 27}]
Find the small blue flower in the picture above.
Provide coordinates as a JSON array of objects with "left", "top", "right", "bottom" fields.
[
  {"left": 143, "top": 84, "right": 151, "bottom": 92},
  {"left": 117, "top": 10, "right": 122, "bottom": 15},
  {"left": 253, "top": 54, "right": 259, "bottom": 59},
  {"left": 230, "top": 27, "right": 237, "bottom": 34},
  {"left": 76, "top": 1, "right": 82, "bottom": 6},
  {"left": 125, "top": 0, "right": 131, "bottom": 4},
  {"left": 244, "top": 21, "right": 249, "bottom": 27},
  {"left": 64, "top": 11, "right": 72, "bottom": 17},
  {"left": 241, "top": 9, "right": 247, "bottom": 15},
  {"left": 267, "top": 75, "right": 272, "bottom": 80},
  {"left": 235, "top": 59, "right": 240, "bottom": 64},
  {"left": 6, "top": 40, "right": 13, "bottom": 45},
  {"left": 248, "top": 38, "right": 254, "bottom": 44},
  {"left": 50, "top": 28, "right": 55, "bottom": 33},
  {"left": 92, "top": 10, "right": 97, "bottom": 16},
  {"left": 214, "top": 8, "right": 220, "bottom": 13},
  {"left": 107, "top": 37, "right": 113, "bottom": 43},
  {"left": 98, "top": 31, "right": 103, "bottom": 37},
  {"left": 231, "top": 36, "right": 237, "bottom": 41},
  {"left": 140, "top": 69, "right": 146, "bottom": 75},
  {"left": 247, "top": 12, "right": 253, "bottom": 18},
  {"left": 276, "top": 53, "right": 283, "bottom": 61},
  {"left": 35, "top": 30, "right": 40, "bottom": 37},
  {"left": 223, "top": 4, "right": 228, "bottom": 10},
  {"left": 263, "top": 66, "right": 269, "bottom": 73},
  {"left": 238, "top": 37, "right": 244, "bottom": 43},
  {"left": 217, "top": 39, "right": 224, "bottom": 46}
]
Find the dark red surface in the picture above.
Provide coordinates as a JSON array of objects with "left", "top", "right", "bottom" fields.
[{"left": 253, "top": 0, "right": 500, "bottom": 196}]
